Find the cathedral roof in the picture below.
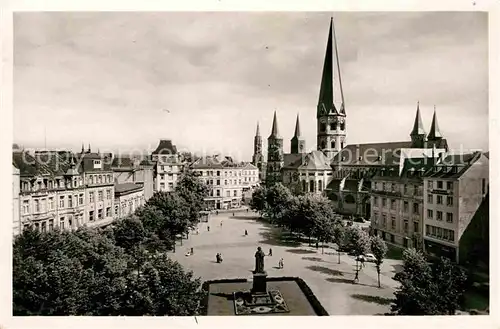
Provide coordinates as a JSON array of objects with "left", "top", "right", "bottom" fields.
[
  {"left": 299, "top": 151, "right": 331, "bottom": 170},
  {"left": 293, "top": 114, "right": 301, "bottom": 138},
  {"left": 282, "top": 153, "right": 303, "bottom": 169},
  {"left": 255, "top": 122, "right": 261, "bottom": 137},
  {"left": 331, "top": 141, "right": 413, "bottom": 167}
]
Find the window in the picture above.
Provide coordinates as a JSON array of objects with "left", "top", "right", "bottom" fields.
[
  {"left": 68, "top": 215, "right": 73, "bottom": 228},
  {"left": 168, "top": 182, "right": 174, "bottom": 189},
  {"left": 160, "top": 182, "right": 165, "bottom": 190},
  {"left": 114, "top": 205, "right": 119, "bottom": 216},
  {"left": 449, "top": 230, "right": 454, "bottom": 242},
  {"left": 330, "top": 122, "right": 337, "bottom": 131},
  {"left": 226, "top": 191, "right": 230, "bottom": 197},
  {"left": 403, "top": 184, "right": 408, "bottom": 194},
  {"left": 437, "top": 181, "right": 443, "bottom": 189},
  {"left": 437, "top": 227, "right": 443, "bottom": 239},
  {"left": 59, "top": 196, "right": 65, "bottom": 208},
  {"left": 413, "top": 203, "right": 419, "bottom": 214},
  {"left": 330, "top": 141, "right": 335, "bottom": 148},
  {"left": 382, "top": 198, "right": 387, "bottom": 207},
  {"left": 106, "top": 207, "right": 111, "bottom": 217},
  {"left": 391, "top": 183, "right": 395, "bottom": 192},
  {"left": 98, "top": 209, "right": 103, "bottom": 219},
  {"left": 436, "top": 211, "right": 443, "bottom": 221},
  {"left": 446, "top": 213, "right": 453, "bottom": 223},
  {"left": 427, "top": 194, "right": 433, "bottom": 204},
  {"left": 391, "top": 217, "right": 396, "bottom": 230},
  {"left": 68, "top": 197, "right": 73, "bottom": 208},
  {"left": 216, "top": 180, "right": 221, "bottom": 185},
  {"left": 79, "top": 194, "right": 84, "bottom": 205},
  {"left": 436, "top": 195, "right": 443, "bottom": 205},
  {"left": 404, "top": 221, "right": 409, "bottom": 233},
  {"left": 427, "top": 209, "right": 433, "bottom": 219},
  {"left": 391, "top": 199, "right": 396, "bottom": 210},
  {"left": 447, "top": 181, "right": 453, "bottom": 190},
  {"left": 340, "top": 122, "right": 345, "bottom": 130},
  {"left": 426, "top": 225, "right": 430, "bottom": 235},
  {"left": 89, "top": 192, "right": 94, "bottom": 203},
  {"left": 49, "top": 197, "right": 54, "bottom": 210},
  {"left": 216, "top": 190, "right": 221, "bottom": 197},
  {"left": 41, "top": 221, "right": 46, "bottom": 233},
  {"left": 224, "top": 180, "right": 227, "bottom": 185},
  {"left": 382, "top": 183, "right": 386, "bottom": 191},
  {"left": 60, "top": 217, "right": 65, "bottom": 230},
  {"left": 34, "top": 199, "right": 40, "bottom": 213},
  {"left": 98, "top": 175, "right": 102, "bottom": 184},
  {"left": 98, "top": 191, "right": 103, "bottom": 202},
  {"left": 23, "top": 200, "right": 30, "bottom": 214},
  {"left": 320, "top": 123, "right": 326, "bottom": 132},
  {"left": 233, "top": 190, "right": 237, "bottom": 197},
  {"left": 107, "top": 190, "right": 111, "bottom": 200},
  {"left": 49, "top": 219, "right": 54, "bottom": 232},
  {"left": 446, "top": 196, "right": 453, "bottom": 206},
  {"left": 382, "top": 215, "right": 387, "bottom": 226},
  {"left": 89, "top": 211, "right": 94, "bottom": 221},
  {"left": 160, "top": 174, "right": 165, "bottom": 180},
  {"left": 403, "top": 201, "right": 409, "bottom": 213},
  {"left": 217, "top": 171, "right": 221, "bottom": 176},
  {"left": 413, "top": 221, "right": 419, "bottom": 233},
  {"left": 390, "top": 234, "right": 395, "bottom": 243}
]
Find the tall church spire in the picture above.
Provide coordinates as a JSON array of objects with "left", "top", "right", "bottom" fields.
[
  {"left": 427, "top": 106, "right": 443, "bottom": 140},
  {"left": 294, "top": 114, "right": 301, "bottom": 137},
  {"left": 256, "top": 122, "right": 261, "bottom": 137},
  {"left": 410, "top": 101, "right": 427, "bottom": 148},
  {"left": 317, "top": 18, "right": 346, "bottom": 160},
  {"left": 318, "top": 18, "right": 335, "bottom": 116},
  {"left": 269, "top": 110, "right": 281, "bottom": 138},
  {"left": 291, "top": 114, "right": 306, "bottom": 154}
]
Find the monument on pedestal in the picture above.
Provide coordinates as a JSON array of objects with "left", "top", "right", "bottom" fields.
[{"left": 231, "top": 246, "right": 290, "bottom": 315}]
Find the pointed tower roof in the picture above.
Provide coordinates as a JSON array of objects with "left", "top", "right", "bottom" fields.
[
  {"left": 293, "top": 114, "right": 301, "bottom": 137},
  {"left": 428, "top": 106, "right": 443, "bottom": 140},
  {"left": 255, "top": 122, "right": 261, "bottom": 137},
  {"left": 87, "top": 143, "right": 91, "bottom": 153},
  {"left": 410, "top": 101, "right": 426, "bottom": 136},
  {"left": 318, "top": 18, "right": 335, "bottom": 114},
  {"left": 317, "top": 18, "right": 345, "bottom": 117},
  {"left": 81, "top": 143, "right": 85, "bottom": 153},
  {"left": 269, "top": 111, "right": 281, "bottom": 139}
]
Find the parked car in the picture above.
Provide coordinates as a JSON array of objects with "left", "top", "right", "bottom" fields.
[{"left": 356, "top": 253, "right": 377, "bottom": 263}]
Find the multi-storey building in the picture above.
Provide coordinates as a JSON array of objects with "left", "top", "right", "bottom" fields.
[
  {"left": 151, "top": 139, "right": 184, "bottom": 193},
  {"left": 13, "top": 165, "right": 20, "bottom": 235},
  {"left": 241, "top": 162, "right": 260, "bottom": 191},
  {"left": 423, "top": 152, "right": 489, "bottom": 263},
  {"left": 12, "top": 146, "right": 115, "bottom": 235},
  {"left": 191, "top": 155, "right": 252, "bottom": 210},
  {"left": 111, "top": 155, "right": 155, "bottom": 200},
  {"left": 114, "top": 183, "right": 145, "bottom": 219}
]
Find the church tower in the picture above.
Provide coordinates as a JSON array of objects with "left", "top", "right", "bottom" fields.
[
  {"left": 317, "top": 18, "right": 346, "bottom": 159},
  {"left": 410, "top": 101, "right": 427, "bottom": 148},
  {"left": 266, "top": 111, "right": 284, "bottom": 187},
  {"left": 252, "top": 122, "right": 264, "bottom": 170},
  {"left": 427, "top": 106, "right": 448, "bottom": 151},
  {"left": 291, "top": 114, "right": 306, "bottom": 154}
]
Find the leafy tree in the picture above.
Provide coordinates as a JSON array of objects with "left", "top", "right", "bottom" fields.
[
  {"left": 391, "top": 249, "right": 467, "bottom": 315},
  {"left": 370, "top": 235, "right": 388, "bottom": 288},
  {"left": 134, "top": 204, "right": 174, "bottom": 251},
  {"left": 145, "top": 192, "right": 191, "bottom": 237},
  {"left": 249, "top": 185, "right": 268, "bottom": 216},
  {"left": 175, "top": 170, "right": 209, "bottom": 225},
  {"left": 13, "top": 227, "right": 204, "bottom": 316},
  {"left": 332, "top": 224, "right": 345, "bottom": 264},
  {"left": 264, "top": 183, "right": 292, "bottom": 224},
  {"left": 344, "top": 226, "right": 370, "bottom": 283}
]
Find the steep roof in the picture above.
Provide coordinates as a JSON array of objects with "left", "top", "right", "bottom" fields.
[
  {"left": 152, "top": 139, "right": 177, "bottom": 155},
  {"left": 112, "top": 156, "right": 134, "bottom": 168},
  {"left": 114, "top": 182, "right": 143, "bottom": 194},
  {"left": 269, "top": 111, "right": 281, "bottom": 139},
  {"left": 298, "top": 151, "right": 331, "bottom": 170},
  {"left": 424, "top": 152, "right": 483, "bottom": 179},
  {"left": 293, "top": 114, "right": 301, "bottom": 137},
  {"left": 427, "top": 108, "right": 443, "bottom": 140},
  {"left": 283, "top": 153, "right": 303, "bottom": 169},
  {"left": 410, "top": 102, "right": 426, "bottom": 136}
]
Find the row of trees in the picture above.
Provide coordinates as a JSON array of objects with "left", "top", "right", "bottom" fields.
[
  {"left": 250, "top": 183, "right": 388, "bottom": 287},
  {"left": 250, "top": 183, "right": 470, "bottom": 315},
  {"left": 13, "top": 171, "right": 209, "bottom": 316}
]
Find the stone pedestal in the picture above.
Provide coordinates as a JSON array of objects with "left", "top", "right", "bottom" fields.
[{"left": 251, "top": 271, "right": 268, "bottom": 294}]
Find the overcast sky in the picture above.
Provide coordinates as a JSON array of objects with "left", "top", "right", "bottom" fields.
[{"left": 14, "top": 12, "right": 488, "bottom": 160}]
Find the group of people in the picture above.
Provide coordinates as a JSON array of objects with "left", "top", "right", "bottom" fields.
[
  {"left": 216, "top": 253, "right": 224, "bottom": 263},
  {"left": 266, "top": 248, "right": 284, "bottom": 269}
]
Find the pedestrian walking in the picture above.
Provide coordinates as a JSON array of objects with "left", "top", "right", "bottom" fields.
[
  {"left": 246, "top": 208, "right": 249, "bottom": 213},
  {"left": 208, "top": 225, "right": 210, "bottom": 232},
  {"left": 278, "top": 258, "right": 284, "bottom": 269},
  {"left": 268, "top": 248, "right": 273, "bottom": 256},
  {"left": 191, "top": 247, "right": 194, "bottom": 255},
  {"left": 232, "top": 212, "right": 235, "bottom": 216},
  {"left": 219, "top": 253, "right": 223, "bottom": 263},
  {"left": 244, "top": 229, "right": 248, "bottom": 236},
  {"left": 220, "top": 221, "right": 223, "bottom": 227},
  {"left": 216, "top": 210, "right": 219, "bottom": 215}
]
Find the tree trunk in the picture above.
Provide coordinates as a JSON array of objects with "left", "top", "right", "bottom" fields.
[
  {"left": 338, "top": 250, "right": 340, "bottom": 264},
  {"left": 377, "top": 266, "right": 381, "bottom": 288}
]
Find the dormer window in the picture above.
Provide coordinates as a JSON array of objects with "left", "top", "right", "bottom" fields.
[
  {"left": 320, "top": 123, "right": 326, "bottom": 132},
  {"left": 330, "top": 122, "right": 337, "bottom": 131},
  {"left": 340, "top": 122, "right": 345, "bottom": 130}
]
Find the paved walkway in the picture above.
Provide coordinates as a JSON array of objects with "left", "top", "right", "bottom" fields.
[{"left": 168, "top": 211, "right": 402, "bottom": 315}]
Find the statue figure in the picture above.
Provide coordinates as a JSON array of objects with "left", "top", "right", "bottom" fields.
[{"left": 254, "top": 246, "right": 265, "bottom": 273}]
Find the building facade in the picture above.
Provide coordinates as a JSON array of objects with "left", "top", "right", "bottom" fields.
[
  {"left": 114, "top": 183, "right": 145, "bottom": 219},
  {"left": 112, "top": 156, "right": 155, "bottom": 200},
  {"left": 191, "top": 156, "right": 254, "bottom": 210},
  {"left": 266, "top": 111, "right": 284, "bottom": 187},
  {"left": 13, "top": 165, "right": 20, "bottom": 236},
  {"left": 151, "top": 139, "right": 184, "bottom": 193},
  {"left": 423, "top": 152, "right": 489, "bottom": 262}
]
